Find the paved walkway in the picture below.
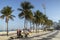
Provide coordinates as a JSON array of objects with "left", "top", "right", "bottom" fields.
[
  {"left": 10, "top": 31, "right": 57, "bottom": 40},
  {"left": 33, "top": 30, "right": 58, "bottom": 40},
  {"left": 52, "top": 30, "right": 60, "bottom": 40},
  {"left": 0, "top": 31, "right": 50, "bottom": 40},
  {"left": 9, "top": 31, "right": 51, "bottom": 40}
]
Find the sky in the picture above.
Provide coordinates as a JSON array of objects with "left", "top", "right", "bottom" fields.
[{"left": 0, "top": 0, "right": 60, "bottom": 30}]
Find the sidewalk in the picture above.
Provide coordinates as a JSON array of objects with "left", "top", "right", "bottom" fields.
[
  {"left": 28, "top": 31, "right": 51, "bottom": 37},
  {"left": 51, "top": 30, "right": 59, "bottom": 40},
  {"left": 33, "top": 30, "right": 58, "bottom": 40},
  {"left": 10, "top": 31, "right": 51, "bottom": 40},
  {"left": 0, "top": 31, "right": 51, "bottom": 40}
]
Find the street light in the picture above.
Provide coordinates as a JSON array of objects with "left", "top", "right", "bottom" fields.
[{"left": 42, "top": 1, "right": 46, "bottom": 15}]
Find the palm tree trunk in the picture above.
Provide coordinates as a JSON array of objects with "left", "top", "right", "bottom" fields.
[
  {"left": 38, "top": 24, "right": 39, "bottom": 32},
  {"left": 30, "top": 21, "right": 31, "bottom": 30},
  {"left": 24, "top": 18, "right": 26, "bottom": 29},
  {"left": 6, "top": 22, "right": 8, "bottom": 36},
  {"left": 36, "top": 24, "right": 38, "bottom": 33},
  {"left": 6, "top": 17, "right": 9, "bottom": 36},
  {"left": 33, "top": 22, "right": 34, "bottom": 32},
  {"left": 43, "top": 25, "right": 45, "bottom": 31},
  {"left": 24, "top": 18, "right": 27, "bottom": 29}
]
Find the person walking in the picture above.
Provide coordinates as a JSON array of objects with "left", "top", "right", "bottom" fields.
[{"left": 17, "top": 29, "right": 23, "bottom": 38}]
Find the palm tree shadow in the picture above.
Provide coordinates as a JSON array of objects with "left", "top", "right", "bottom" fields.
[
  {"left": 40, "top": 37, "right": 51, "bottom": 40},
  {"left": 19, "top": 37, "right": 32, "bottom": 40},
  {"left": 38, "top": 31, "right": 58, "bottom": 40}
]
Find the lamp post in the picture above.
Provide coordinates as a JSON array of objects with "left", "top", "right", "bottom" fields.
[
  {"left": 42, "top": 1, "right": 46, "bottom": 30},
  {"left": 42, "top": 0, "right": 46, "bottom": 15}
]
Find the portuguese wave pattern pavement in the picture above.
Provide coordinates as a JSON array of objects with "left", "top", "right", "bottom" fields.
[
  {"left": 33, "top": 30, "right": 58, "bottom": 40},
  {"left": 51, "top": 30, "right": 60, "bottom": 40},
  {"left": 10, "top": 30, "right": 59, "bottom": 40}
]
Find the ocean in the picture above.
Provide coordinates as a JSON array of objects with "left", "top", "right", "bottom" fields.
[{"left": 0, "top": 30, "right": 16, "bottom": 32}]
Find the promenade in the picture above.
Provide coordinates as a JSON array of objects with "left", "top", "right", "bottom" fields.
[
  {"left": 52, "top": 30, "right": 60, "bottom": 40},
  {"left": 10, "top": 30, "right": 58, "bottom": 40},
  {"left": 0, "top": 30, "right": 50, "bottom": 40},
  {"left": 0, "top": 30, "right": 59, "bottom": 40}
]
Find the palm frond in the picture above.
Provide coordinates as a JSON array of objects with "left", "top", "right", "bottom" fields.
[
  {"left": 21, "top": 1, "right": 34, "bottom": 10},
  {"left": 18, "top": 12, "right": 24, "bottom": 19},
  {"left": 9, "top": 16, "right": 14, "bottom": 21},
  {"left": 1, "top": 6, "right": 13, "bottom": 16},
  {"left": 10, "top": 15, "right": 15, "bottom": 18},
  {"left": 8, "top": 15, "right": 15, "bottom": 21},
  {"left": 0, "top": 15, "right": 5, "bottom": 19},
  {"left": 18, "top": 8, "right": 23, "bottom": 11}
]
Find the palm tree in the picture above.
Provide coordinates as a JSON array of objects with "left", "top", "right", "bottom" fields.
[
  {"left": 18, "top": 1, "right": 34, "bottom": 29},
  {"left": 45, "top": 19, "right": 53, "bottom": 28},
  {"left": 0, "top": 6, "right": 15, "bottom": 36},
  {"left": 32, "top": 15, "right": 35, "bottom": 32},
  {"left": 43, "top": 17, "right": 53, "bottom": 31},
  {"left": 27, "top": 11, "right": 34, "bottom": 30},
  {"left": 41, "top": 14, "right": 48, "bottom": 24},
  {"left": 34, "top": 10, "right": 42, "bottom": 32},
  {"left": 41, "top": 14, "right": 49, "bottom": 31}
]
